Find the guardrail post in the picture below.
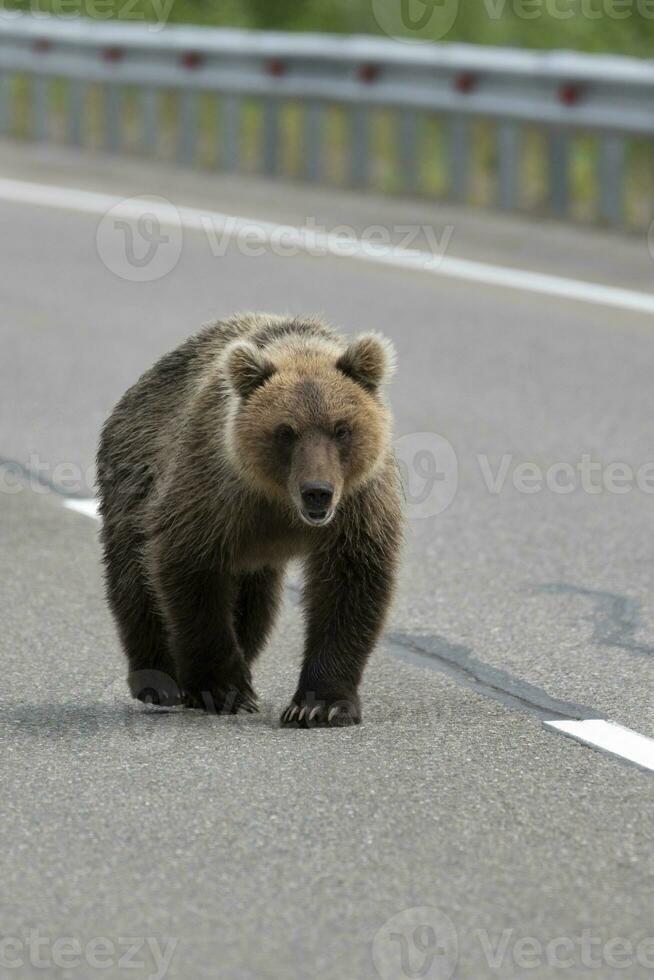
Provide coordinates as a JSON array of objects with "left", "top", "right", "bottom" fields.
[
  {"left": 104, "top": 84, "right": 123, "bottom": 152},
  {"left": 262, "top": 96, "right": 280, "bottom": 176},
  {"left": 447, "top": 117, "right": 469, "bottom": 202},
  {"left": 177, "top": 89, "right": 198, "bottom": 165},
  {"left": 598, "top": 134, "right": 625, "bottom": 225},
  {"left": 303, "top": 100, "right": 323, "bottom": 183},
  {"left": 67, "top": 80, "right": 85, "bottom": 146},
  {"left": 349, "top": 105, "right": 370, "bottom": 188},
  {"left": 398, "top": 108, "right": 419, "bottom": 196},
  {"left": 548, "top": 129, "right": 569, "bottom": 216},
  {"left": 141, "top": 87, "right": 159, "bottom": 154},
  {"left": 32, "top": 75, "right": 48, "bottom": 141},
  {"left": 221, "top": 94, "right": 240, "bottom": 171},
  {"left": 497, "top": 120, "right": 520, "bottom": 210}
]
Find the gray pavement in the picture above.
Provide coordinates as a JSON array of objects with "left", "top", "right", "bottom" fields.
[{"left": 2, "top": 138, "right": 654, "bottom": 980}]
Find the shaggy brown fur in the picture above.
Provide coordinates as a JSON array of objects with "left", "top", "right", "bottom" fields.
[{"left": 97, "top": 314, "right": 403, "bottom": 727}]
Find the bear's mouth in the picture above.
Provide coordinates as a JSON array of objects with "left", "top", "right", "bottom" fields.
[{"left": 300, "top": 507, "right": 334, "bottom": 527}]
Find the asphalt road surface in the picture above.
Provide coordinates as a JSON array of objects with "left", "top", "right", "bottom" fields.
[{"left": 2, "top": 139, "right": 654, "bottom": 980}]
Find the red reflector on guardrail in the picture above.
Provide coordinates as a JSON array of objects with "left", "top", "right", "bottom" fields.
[
  {"left": 454, "top": 72, "right": 476, "bottom": 93},
  {"left": 180, "top": 51, "right": 203, "bottom": 69},
  {"left": 102, "top": 46, "right": 124, "bottom": 62},
  {"left": 358, "top": 64, "right": 380, "bottom": 83},
  {"left": 33, "top": 38, "right": 51, "bottom": 54},
  {"left": 559, "top": 83, "right": 582, "bottom": 105},
  {"left": 266, "top": 59, "right": 286, "bottom": 77}
]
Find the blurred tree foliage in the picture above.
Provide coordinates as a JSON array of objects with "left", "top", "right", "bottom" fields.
[{"left": 5, "top": 0, "right": 654, "bottom": 56}]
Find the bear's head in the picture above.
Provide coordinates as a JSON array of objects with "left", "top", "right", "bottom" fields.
[{"left": 223, "top": 330, "right": 395, "bottom": 527}]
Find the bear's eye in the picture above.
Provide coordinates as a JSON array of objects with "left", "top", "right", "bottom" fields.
[
  {"left": 334, "top": 422, "right": 352, "bottom": 442},
  {"left": 275, "top": 424, "right": 297, "bottom": 446}
]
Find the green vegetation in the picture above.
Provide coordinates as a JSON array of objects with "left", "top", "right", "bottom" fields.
[{"left": 5, "top": 0, "right": 654, "bottom": 56}]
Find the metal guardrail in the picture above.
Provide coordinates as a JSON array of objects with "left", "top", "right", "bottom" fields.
[{"left": 1, "top": 13, "right": 653, "bottom": 225}]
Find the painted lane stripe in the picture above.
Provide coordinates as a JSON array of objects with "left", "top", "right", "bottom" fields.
[
  {"left": 63, "top": 495, "right": 654, "bottom": 773},
  {"left": 63, "top": 498, "right": 101, "bottom": 520},
  {"left": 545, "top": 718, "right": 654, "bottom": 773},
  {"left": 2, "top": 176, "right": 654, "bottom": 315}
]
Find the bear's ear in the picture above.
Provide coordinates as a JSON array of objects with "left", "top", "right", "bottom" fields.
[
  {"left": 336, "top": 333, "right": 396, "bottom": 392},
  {"left": 224, "top": 341, "right": 275, "bottom": 399}
]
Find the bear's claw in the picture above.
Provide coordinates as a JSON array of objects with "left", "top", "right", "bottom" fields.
[{"left": 280, "top": 698, "right": 360, "bottom": 729}]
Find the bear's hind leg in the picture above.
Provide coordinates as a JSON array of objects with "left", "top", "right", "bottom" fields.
[{"left": 234, "top": 568, "right": 284, "bottom": 665}]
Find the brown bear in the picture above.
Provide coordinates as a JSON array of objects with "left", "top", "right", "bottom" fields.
[{"left": 97, "top": 313, "right": 402, "bottom": 727}]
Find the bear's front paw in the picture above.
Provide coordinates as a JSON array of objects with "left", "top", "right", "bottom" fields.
[
  {"left": 183, "top": 681, "right": 258, "bottom": 715},
  {"left": 280, "top": 692, "right": 361, "bottom": 729}
]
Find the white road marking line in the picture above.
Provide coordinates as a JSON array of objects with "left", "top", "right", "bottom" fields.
[
  {"left": 63, "top": 498, "right": 100, "bottom": 520},
  {"left": 62, "top": 492, "right": 654, "bottom": 774},
  {"left": 2, "top": 176, "right": 654, "bottom": 315},
  {"left": 544, "top": 718, "right": 654, "bottom": 772}
]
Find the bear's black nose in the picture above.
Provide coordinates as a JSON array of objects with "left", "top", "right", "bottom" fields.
[{"left": 301, "top": 481, "right": 334, "bottom": 513}]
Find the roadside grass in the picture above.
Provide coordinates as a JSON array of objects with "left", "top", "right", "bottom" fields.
[{"left": 5, "top": 0, "right": 654, "bottom": 59}]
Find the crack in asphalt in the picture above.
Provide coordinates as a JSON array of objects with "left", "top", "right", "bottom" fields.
[
  {"left": 538, "top": 582, "right": 654, "bottom": 659},
  {"left": 385, "top": 631, "right": 601, "bottom": 722}
]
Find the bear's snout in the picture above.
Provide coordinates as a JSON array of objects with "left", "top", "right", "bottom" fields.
[
  {"left": 300, "top": 481, "right": 334, "bottom": 523},
  {"left": 289, "top": 433, "right": 342, "bottom": 527}
]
